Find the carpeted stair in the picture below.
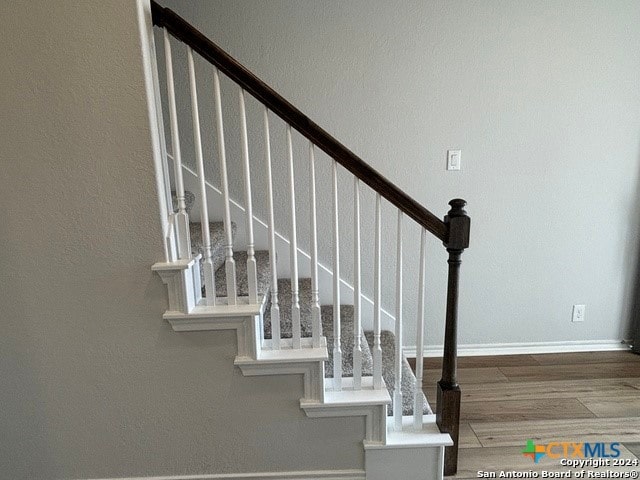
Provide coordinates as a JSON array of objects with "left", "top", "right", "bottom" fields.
[
  {"left": 262, "top": 277, "right": 429, "bottom": 417},
  {"left": 173, "top": 191, "right": 268, "bottom": 298},
  {"left": 180, "top": 190, "right": 430, "bottom": 417},
  {"left": 189, "top": 221, "right": 234, "bottom": 274},
  {"left": 365, "top": 331, "right": 431, "bottom": 416},
  {"left": 213, "top": 250, "right": 271, "bottom": 298},
  {"left": 262, "top": 279, "right": 374, "bottom": 379},
  {"left": 263, "top": 278, "right": 314, "bottom": 339}
]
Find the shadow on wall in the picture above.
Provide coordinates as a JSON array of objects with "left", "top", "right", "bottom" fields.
[
  {"left": 626, "top": 140, "right": 640, "bottom": 354},
  {"left": 629, "top": 267, "right": 640, "bottom": 354}
]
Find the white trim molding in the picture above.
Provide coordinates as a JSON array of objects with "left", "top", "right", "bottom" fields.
[
  {"left": 84, "top": 470, "right": 365, "bottom": 480},
  {"left": 404, "top": 339, "right": 631, "bottom": 358}
]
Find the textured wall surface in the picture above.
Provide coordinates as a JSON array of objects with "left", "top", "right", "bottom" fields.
[
  {"left": 164, "top": 0, "right": 640, "bottom": 347},
  {"left": 0, "top": 1, "right": 364, "bottom": 478}
]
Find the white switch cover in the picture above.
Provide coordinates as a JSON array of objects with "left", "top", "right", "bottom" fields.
[
  {"left": 572, "top": 304, "right": 585, "bottom": 322},
  {"left": 447, "top": 150, "right": 461, "bottom": 171}
]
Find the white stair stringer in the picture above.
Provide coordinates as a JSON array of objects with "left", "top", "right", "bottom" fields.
[
  {"left": 163, "top": 300, "right": 266, "bottom": 360},
  {"left": 235, "top": 337, "right": 328, "bottom": 402},
  {"left": 152, "top": 261, "right": 449, "bottom": 479},
  {"left": 300, "top": 377, "right": 390, "bottom": 445}
]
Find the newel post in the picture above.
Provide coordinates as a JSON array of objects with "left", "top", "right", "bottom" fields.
[{"left": 438, "top": 198, "right": 470, "bottom": 476}]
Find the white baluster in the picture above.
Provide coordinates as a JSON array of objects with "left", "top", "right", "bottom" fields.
[
  {"left": 287, "top": 125, "right": 301, "bottom": 349},
  {"left": 373, "top": 193, "right": 383, "bottom": 390},
  {"left": 414, "top": 228, "right": 427, "bottom": 431},
  {"left": 212, "top": 67, "right": 237, "bottom": 305},
  {"left": 394, "top": 211, "right": 404, "bottom": 430},
  {"left": 239, "top": 89, "right": 258, "bottom": 304},
  {"left": 309, "top": 142, "right": 322, "bottom": 348},
  {"left": 352, "top": 178, "right": 363, "bottom": 390},
  {"left": 163, "top": 29, "right": 191, "bottom": 259},
  {"left": 263, "top": 108, "right": 280, "bottom": 349},
  {"left": 149, "top": 27, "right": 175, "bottom": 261},
  {"left": 187, "top": 47, "right": 216, "bottom": 305},
  {"left": 332, "top": 160, "right": 342, "bottom": 390}
]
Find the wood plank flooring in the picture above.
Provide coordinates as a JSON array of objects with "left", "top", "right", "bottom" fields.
[{"left": 412, "top": 350, "right": 640, "bottom": 479}]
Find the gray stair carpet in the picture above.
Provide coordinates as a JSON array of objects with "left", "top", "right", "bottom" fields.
[
  {"left": 321, "top": 304, "right": 374, "bottom": 379},
  {"left": 171, "top": 190, "right": 196, "bottom": 215},
  {"left": 262, "top": 279, "right": 374, "bottom": 379},
  {"left": 213, "top": 250, "right": 271, "bottom": 298},
  {"left": 263, "top": 278, "right": 313, "bottom": 339},
  {"left": 365, "top": 331, "right": 431, "bottom": 417},
  {"left": 264, "top": 278, "right": 428, "bottom": 416},
  {"left": 172, "top": 188, "right": 235, "bottom": 272},
  {"left": 190, "top": 221, "right": 235, "bottom": 273},
  {"left": 171, "top": 190, "right": 240, "bottom": 293}
]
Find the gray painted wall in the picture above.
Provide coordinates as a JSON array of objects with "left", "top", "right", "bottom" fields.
[
  {"left": 163, "top": 0, "right": 640, "bottom": 348},
  {"left": 0, "top": 1, "right": 364, "bottom": 478}
]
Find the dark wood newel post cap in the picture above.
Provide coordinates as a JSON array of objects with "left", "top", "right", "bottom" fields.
[
  {"left": 447, "top": 199, "right": 467, "bottom": 216},
  {"left": 444, "top": 198, "right": 470, "bottom": 251}
]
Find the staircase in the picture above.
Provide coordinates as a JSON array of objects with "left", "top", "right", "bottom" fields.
[{"left": 145, "top": 2, "right": 470, "bottom": 479}]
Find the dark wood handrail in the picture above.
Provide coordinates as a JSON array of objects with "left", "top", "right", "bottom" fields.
[{"left": 151, "top": 0, "right": 448, "bottom": 242}]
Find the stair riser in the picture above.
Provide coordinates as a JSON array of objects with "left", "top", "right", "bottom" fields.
[
  {"left": 365, "top": 445, "right": 445, "bottom": 480},
  {"left": 236, "top": 361, "right": 326, "bottom": 403},
  {"left": 302, "top": 403, "right": 387, "bottom": 445}
]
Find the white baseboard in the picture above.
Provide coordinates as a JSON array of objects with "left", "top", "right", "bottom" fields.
[
  {"left": 86, "top": 469, "right": 365, "bottom": 480},
  {"left": 404, "top": 339, "right": 631, "bottom": 358}
]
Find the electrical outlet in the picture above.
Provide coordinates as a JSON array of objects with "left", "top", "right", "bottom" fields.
[{"left": 572, "top": 304, "right": 585, "bottom": 322}]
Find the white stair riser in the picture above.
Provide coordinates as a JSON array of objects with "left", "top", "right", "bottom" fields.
[
  {"left": 236, "top": 360, "right": 326, "bottom": 403},
  {"left": 301, "top": 404, "right": 387, "bottom": 445},
  {"left": 167, "top": 314, "right": 260, "bottom": 360},
  {"left": 365, "top": 445, "right": 444, "bottom": 480}
]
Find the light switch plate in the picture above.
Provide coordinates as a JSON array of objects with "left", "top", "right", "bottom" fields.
[
  {"left": 572, "top": 304, "right": 585, "bottom": 322},
  {"left": 447, "top": 150, "right": 461, "bottom": 171}
]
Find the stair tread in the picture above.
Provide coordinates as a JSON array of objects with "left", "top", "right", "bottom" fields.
[
  {"left": 189, "top": 220, "right": 236, "bottom": 275},
  {"left": 304, "top": 377, "right": 391, "bottom": 407},
  {"left": 263, "top": 278, "right": 313, "bottom": 339},
  {"left": 321, "top": 304, "right": 374, "bottom": 379},
  {"left": 263, "top": 278, "right": 428, "bottom": 417},
  {"left": 263, "top": 278, "right": 375, "bottom": 379},
  {"left": 365, "top": 415, "right": 452, "bottom": 449},
  {"left": 213, "top": 250, "right": 270, "bottom": 298},
  {"left": 365, "top": 330, "right": 431, "bottom": 417},
  {"left": 238, "top": 342, "right": 329, "bottom": 364}
]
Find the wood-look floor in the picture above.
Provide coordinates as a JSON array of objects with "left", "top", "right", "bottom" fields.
[{"left": 411, "top": 351, "right": 640, "bottom": 479}]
